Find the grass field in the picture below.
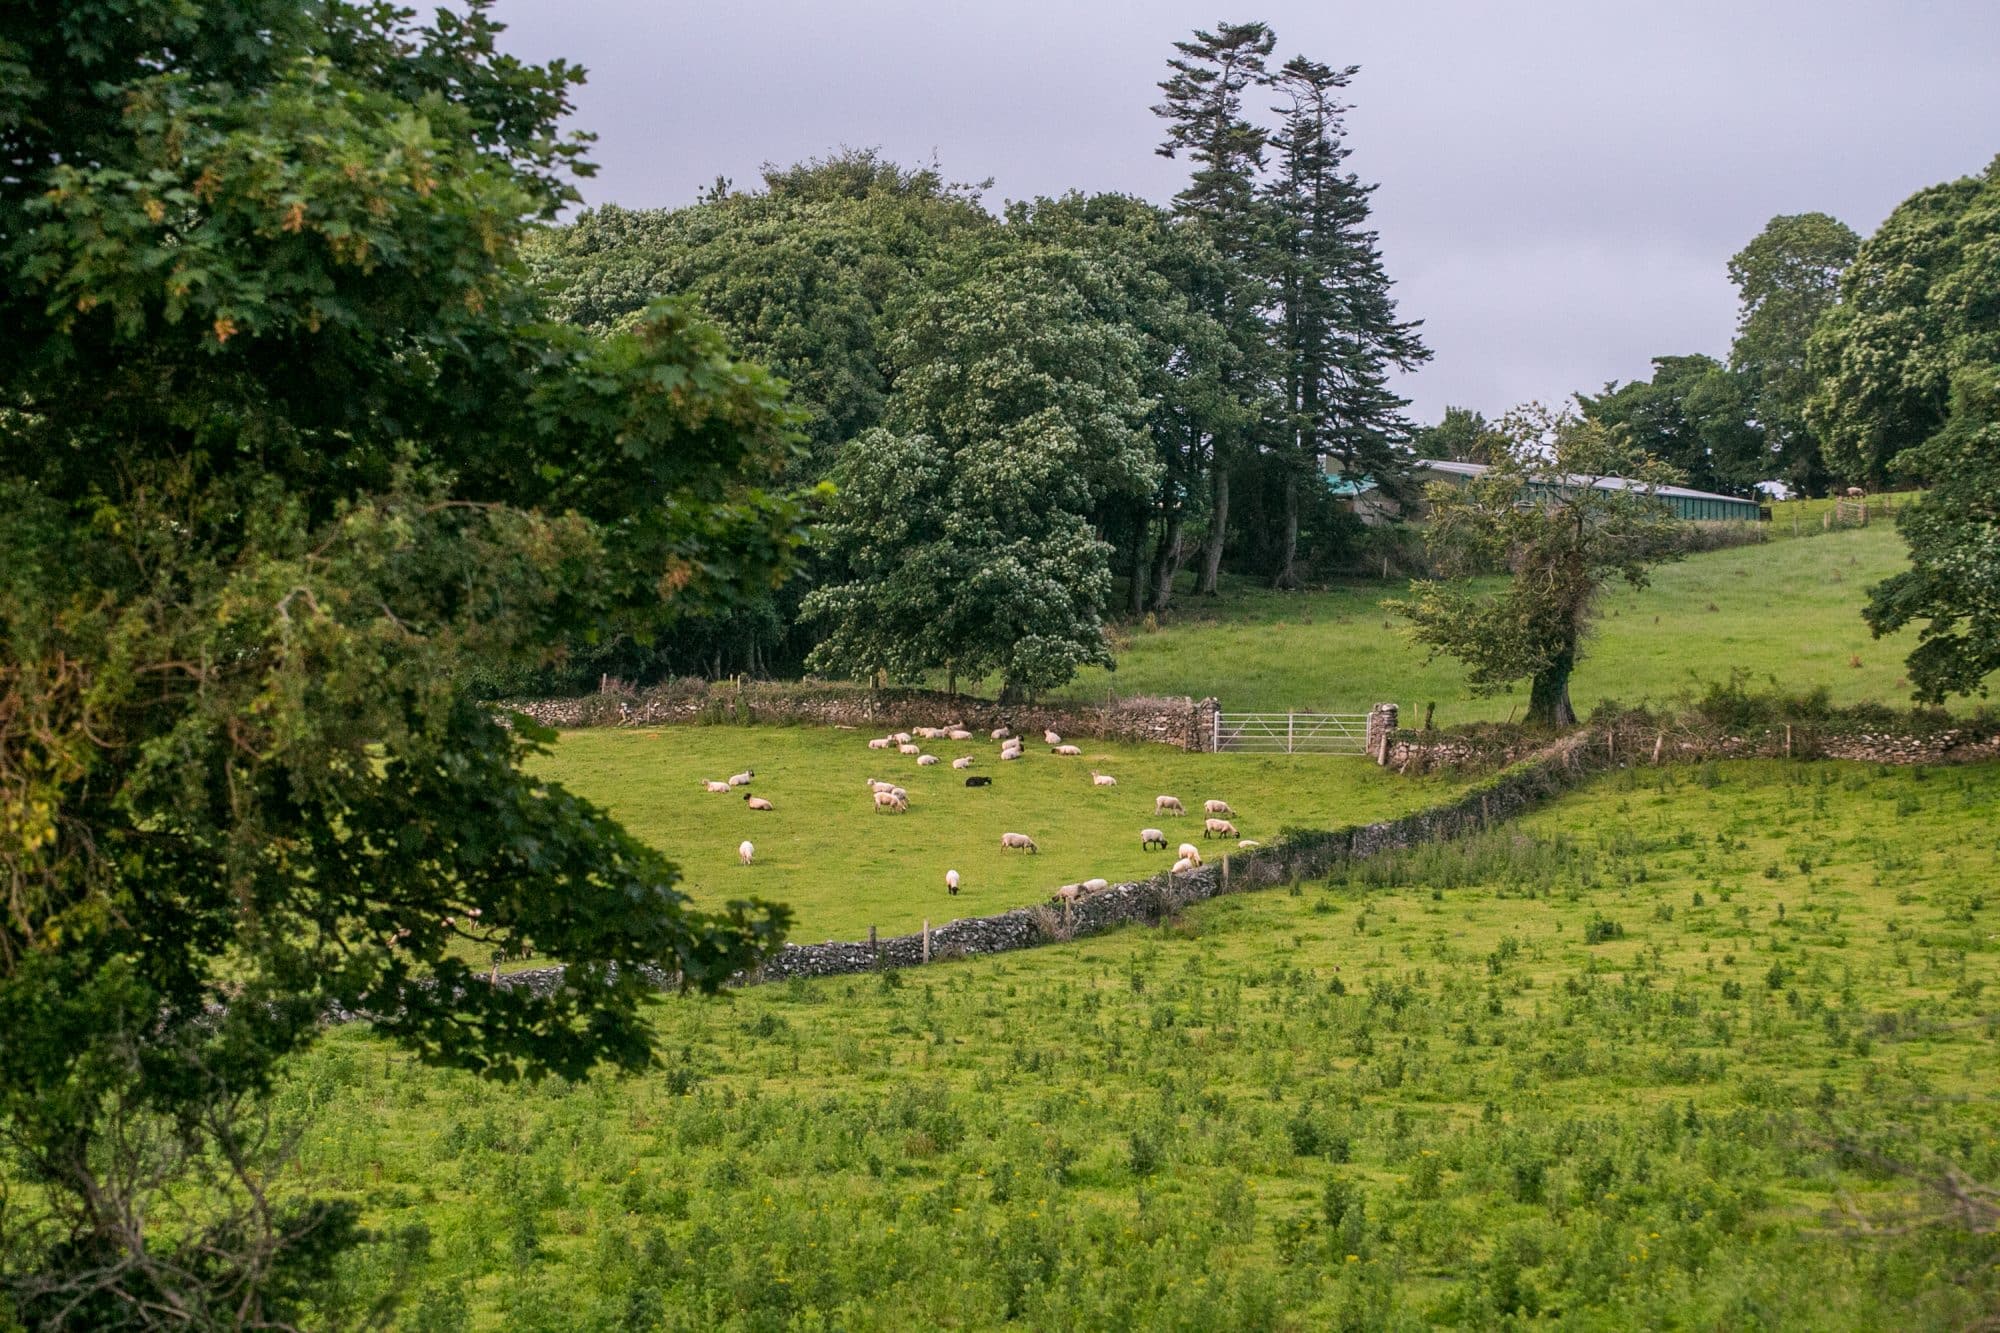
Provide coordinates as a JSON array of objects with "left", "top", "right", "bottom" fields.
[
  {"left": 1034, "top": 523, "right": 1922, "bottom": 718},
  {"left": 529, "top": 727, "right": 1473, "bottom": 943},
  {"left": 288, "top": 759, "right": 2000, "bottom": 1328}
]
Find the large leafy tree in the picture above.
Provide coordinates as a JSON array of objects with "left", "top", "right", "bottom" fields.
[
  {"left": 1153, "top": 20, "right": 1280, "bottom": 597},
  {"left": 1806, "top": 157, "right": 2000, "bottom": 486},
  {"left": 1862, "top": 368, "right": 2000, "bottom": 700},
  {"left": 0, "top": 1, "right": 800, "bottom": 1320},
  {"left": 1581, "top": 354, "right": 1766, "bottom": 495},
  {"left": 1390, "top": 407, "right": 1686, "bottom": 727},
  {"left": 1415, "top": 406, "right": 1509, "bottom": 466},
  {"left": 1262, "top": 55, "right": 1429, "bottom": 586},
  {"left": 1726, "top": 212, "right": 1859, "bottom": 496},
  {"left": 804, "top": 242, "right": 1158, "bottom": 699}
]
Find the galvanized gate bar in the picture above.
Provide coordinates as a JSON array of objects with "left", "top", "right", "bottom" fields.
[{"left": 1213, "top": 711, "right": 1370, "bottom": 754}]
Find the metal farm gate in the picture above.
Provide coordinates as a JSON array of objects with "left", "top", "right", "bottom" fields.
[{"left": 1213, "top": 710, "right": 1370, "bottom": 755}]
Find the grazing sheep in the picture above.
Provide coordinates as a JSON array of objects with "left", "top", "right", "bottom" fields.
[
  {"left": 898, "top": 743, "right": 921, "bottom": 755},
  {"left": 1845, "top": 486, "right": 1865, "bottom": 498},
  {"left": 1051, "top": 744, "right": 1082, "bottom": 756},
  {"left": 1203, "top": 799, "right": 1235, "bottom": 817},
  {"left": 1091, "top": 772, "right": 1117, "bottom": 787},
  {"left": 1140, "top": 827, "right": 1169, "bottom": 850},
  {"left": 1177, "top": 843, "right": 1203, "bottom": 865},
  {"left": 890, "top": 786, "right": 907, "bottom": 801},
  {"left": 990, "top": 727, "right": 1012, "bottom": 741},
  {"left": 1082, "top": 877, "right": 1109, "bottom": 893},
  {"left": 893, "top": 732, "right": 913, "bottom": 745},
  {"left": 1000, "top": 832, "right": 1039, "bottom": 853},
  {"left": 728, "top": 769, "right": 755, "bottom": 786},
  {"left": 1044, "top": 729, "right": 1062, "bottom": 745},
  {"left": 745, "top": 795, "right": 774, "bottom": 811},
  {"left": 703, "top": 780, "right": 732, "bottom": 794},
  {"left": 917, "top": 754, "right": 940, "bottom": 766},
  {"left": 1237, "top": 839, "right": 1261, "bottom": 850},
  {"left": 868, "top": 737, "right": 893, "bottom": 750},
  {"left": 965, "top": 775, "right": 993, "bottom": 787},
  {"left": 946, "top": 869, "right": 960, "bottom": 895},
  {"left": 952, "top": 756, "right": 974, "bottom": 770},
  {"left": 1170, "top": 856, "right": 1195, "bottom": 875},
  {"left": 867, "top": 779, "right": 897, "bottom": 794},
  {"left": 872, "top": 791, "right": 908, "bottom": 813},
  {"left": 1155, "top": 795, "right": 1185, "bottom": 816},
  {"left": 947, "top": 729, "right": 974, "bottom": 741},
  {"left": 1204, "top": 818, "right": 1238, "bottom": 839},
  {"left": 1000, "top": 748, "right": 1023, "bottom": 761},
  {"left": 738, "top": 840, "right": 754, "bottom": 866}
]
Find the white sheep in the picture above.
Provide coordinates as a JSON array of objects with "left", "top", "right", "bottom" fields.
[
  {"left": 702, "top": 779, "right": 731, "bottom": 794},
  {"left": 1155, "top": 795, "right": 1185, "bottom": 816},
  {"left": 745, "top": 795, "right": 774, "bottom": 811},
  {"left": 873, "top": 791, "right": 908, "bottom": 813},
  {"left": 898, "top": 743, "right": 921, "bottom": 755},
  {"left": 1177, "top": 842, "right": 1202, "bottom": 865},
  {"left": 991, "top": 727, "right": 1012, "bottom": 741},
  {"left": 1044, "top": 729, "right": 1062, "bottom": 745},
  {"left": 1091, "top": 772, "right": 1117, "bottom": 787},
  {"left": 868, "top": 737, "right": 893, "bottom": 750},
  {"left": 728, "top": 769, "right": 755, "bottom": 786},
  {"left": 893, "top": 732, "right": 913, "bottom": 745},
  {"left": 917, "top": 754, "right": 940, "bottom": 766},
  {"left": 1170, "top": 856, "right": 1195, "bottom": 875},
  {"left": 1204, "top": 818, "right": 1238, "bottom": 839},
  {"left": 945, "top": 869, "right": 960, "bottom": 895},
  {"left": 952, "top": 756, "right": 974, "bottom": 770},
  {"left": 1237, "top": 839, "right": 1261, "bottom": 850},
  {"left": 1051, "top": 744, "right": 1081, "bottom": 757},
  {"left": 1082, "top": 877, "right": 1109, "bottom": 893},
  {"left": 738, "top": 840, "right": 754, "bottom": 866},
  {"left": 867, "top": 779, "right": 896, "bottom": 794},
  {"left": 1000, "top": 832, "right": 1039, "bottom": 853},
  {"left": 1203, "top": 799, "right": 1235, "bottom": 817},
  {"left": 1000, "top": 748, "right": 1023, "bottom": 762},
  {"left": 947, "top": 729, "right": 974, "bottom": 742},
  {"left": 890, "top": 786, "right": 907, "bottom": 801},
  {"left": 1140, "top": 827, "right": 1169, "bottom": 850}
]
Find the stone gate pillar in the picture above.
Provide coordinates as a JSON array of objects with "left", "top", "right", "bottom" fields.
[{"left": 1366, "top": 703, "right": 1399, "bottom": 765}]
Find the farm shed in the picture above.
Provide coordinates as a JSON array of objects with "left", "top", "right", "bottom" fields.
[{"left": 1324, "top": 457, "right": 1765, "bottom": 524}]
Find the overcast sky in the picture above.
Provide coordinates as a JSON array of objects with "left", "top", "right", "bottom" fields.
[{"left": 488, "top": 0, "right": 1999, "bottom": 423}]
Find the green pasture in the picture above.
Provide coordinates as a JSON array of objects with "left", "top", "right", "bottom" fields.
[
  {"left": 1041, "top": 522, "right": 1922, "bottom": 717},
  {"left": 530, "top": 727, "right": 1471, "bottom": 943},
  {"left": 290, "top": 759, "right": 2000, "bottom": 1328}
]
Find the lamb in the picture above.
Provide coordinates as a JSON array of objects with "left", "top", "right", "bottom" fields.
[
  {"left": 1203, "top": 799, "right": 1235, "bottom": 817},
  {"left": 1000, "top": 832, "right": 1039, "bottom": 853},
  {"left": 990, "top": 727, "right": 1012, "bottom": 741},
  {"left": 1043, "top": 729, "right": 1062, "bottom": 745},
  {"left": 999, "top": 748, "right": 1023, "bottom": 762},
  {"left": 745, "top": 795, "right": 774, "bottom": 811},
  {"left": 898, "top": 743, "right": 921, "bottom": 755},
  {"left": 894, "top": 732, "right": 913, "bottom": 745},
  {"left": 1204, "top": 818, "right": 1238, "bottom": 839},
  {"left": 965, "top": 775, "right": 993, "bottom": 787},
  {"left": 1155, "top": 795, "right": 1185, "bottom": 816},
  {"left": 738, "top": 840, "right": 754, "bottom": 866},
  {"left": 1053, "top": 883, "right": 1082, "bottom": 906},
  {"left": 952, "top": 756, "right": 974, "bottom": 769},
  {"left": 945, "top": 869, "right": 960, "bottom": 895},
  {"left": 1177, "top": 843, "right": 1202, "bottom": 865},
  {"left": 703, "top": 780, "right": 732, "bottom": 794},
  {"left": 872, "top": 791, "right": 908, "bottom": 813},
  {"left": 890, "top": 786, "right": 907, "bottom": 802},
  {"left": 728, "top": 769, "right": 755, "bottom": 786},
  {"left": 947, "top": 729, "right": 974, "bottom": 742},
  {"left": 1081, "top": 877, "right": 1109, "bottom": 893},
  {"left": 1091, "top": 772, "right": 1117, "bottom": 787},
  {"left": 917, "top": 754, "right": 940, "bottom": 766},
  {"left": 1845, "top": 486, "right": 1865, "bottom": 498},
  {"left": 867, "top": 779, "right": 897, "bottom": 794},
  {"left": 914, "top": 727, "right": 941, "bottom": 739},
  {"left": 1051, "top": 744, "right": 1082, "bottom": 757},
  {"left": 1140, "top": 827, "right": 1169, "bottom": 850},
  {"left": 1237, "top": 839, "right": 1261, "bottom": 850},
  {"left": 1170, "top": 856, "right": 1195, "bottom": 875},
  {"left": 868, "top": 737, "right": 893, "bottom": 750}
]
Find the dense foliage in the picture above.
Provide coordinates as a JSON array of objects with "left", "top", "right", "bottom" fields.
[
  {"left": 0, "top": 1, "right": 801, "bottom": 1320},
  {"left": 1390, "top": 408, "right": 1685, "bottom": 727},
  {"left": 1580, "top": 354, "right": 1765, "bottom": 496}
]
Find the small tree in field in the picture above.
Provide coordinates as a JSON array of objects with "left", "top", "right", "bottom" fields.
[{"left": 1390, "top": 407, "right": 1686, "bottom": 727}]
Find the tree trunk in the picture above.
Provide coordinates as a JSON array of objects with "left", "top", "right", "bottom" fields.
[
  {"left": 1198, "top": 465, "right": 1229, "bottom": 596},
  {"left": 1150, "top": 510, "right": 1184, "bottom": 612},
  {"left": 1129, "top": 505, "right": 1151, "bottom": 615},
  {"left": 946, "top": 659, "right": 957, "bottom": 697},
  {"left": 1272, "top": 472, "right": 1300, "bottom": 589},
  {"left": 1527, "top": 648, "right": 1578, "bottom": 728}
]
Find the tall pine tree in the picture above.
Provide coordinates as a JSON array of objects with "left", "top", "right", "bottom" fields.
[
  {"left": 1263, "top": 56, "right": 1429, "bottom": 587},
  {"left": 1153, "top": 21, "right": 1278, "bottom": 598}
]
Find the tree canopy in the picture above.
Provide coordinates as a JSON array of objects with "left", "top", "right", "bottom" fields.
[
  {"left": 1581, "top": 354, "right": 1767, "bottom": 496},
  {"left": 0, "top": 0, "right": 801, "bottom": 1318}
]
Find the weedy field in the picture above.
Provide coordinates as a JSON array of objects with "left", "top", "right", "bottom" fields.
[
  {"left": 291, "top": 760, "right": 2000, "bottom": 1329},
  {"left": 1034, "top": 523, "right": 1921, "bottom": 717},
  {"left": 528, "top": 727, "right": 1473, "bottom": 943}
]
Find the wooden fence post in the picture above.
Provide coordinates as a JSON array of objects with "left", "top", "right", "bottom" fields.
[
  {"left": 922, "top": 920, "right": 930, "bottom": 964},
  {"left": 869, "top": 924, "right": 878, "bottom": 963}
]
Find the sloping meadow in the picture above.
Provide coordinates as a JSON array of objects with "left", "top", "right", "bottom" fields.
[{"left": 290, "top": 760, "right": 2000, "bottom": 1328}]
